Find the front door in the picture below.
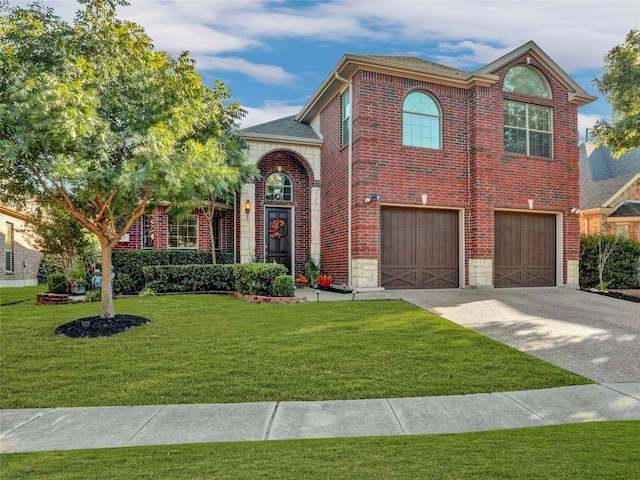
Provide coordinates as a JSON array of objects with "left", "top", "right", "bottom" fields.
[{"left": 266, "top": 208, "right": 291, "bottom": 273}]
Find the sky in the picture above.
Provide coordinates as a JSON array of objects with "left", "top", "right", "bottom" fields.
[{"left": 8, "top": 0, "right": 640, "bottom": 142}]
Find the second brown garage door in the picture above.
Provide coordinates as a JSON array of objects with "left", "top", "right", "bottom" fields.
[
  {"left": 495, "top": 212, "right": 556, "bottom": 287},
  {"left": 381, "top": 207, "right": 459, "bottom": 289}
]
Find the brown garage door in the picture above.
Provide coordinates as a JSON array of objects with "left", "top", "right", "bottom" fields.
[
  {"left": 495, "top": 212, "right": 556, "bottom": 287},
  {"left": 381, "top": 207, "right": 458, "bottom": 289}
]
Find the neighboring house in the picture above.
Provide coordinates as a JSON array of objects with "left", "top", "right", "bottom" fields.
[
  {"left": 119, "top": 41, "right": 596, "bottom": 289},
  {"left": 579, "top": 143, "right": 640, "bottom": 240},
  {"left": 0, "top": 204, "right": 43, "bottom": 287}
]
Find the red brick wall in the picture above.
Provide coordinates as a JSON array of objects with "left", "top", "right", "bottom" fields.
[
  {"left": 319, "top": 51, "right": 581, "bottom": 286},
  {"left": 255, "top": 150, "right": 313, "bottom": 276}
]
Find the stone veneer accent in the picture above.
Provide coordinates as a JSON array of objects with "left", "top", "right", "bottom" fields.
[
  {"left": 566, "top": 259, "right": 579, "bottom": 289},
  {"left": 240, "top": 183, "right": 256, "bottom": 263},
  {"left": 351, "top": 259, "right": 378, "bottom": 288},
  {"left": 469, "top": 259, "right": 494, "bottom": 288}
]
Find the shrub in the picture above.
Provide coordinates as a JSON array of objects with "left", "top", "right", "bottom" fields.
[
  {"left": 47, "top": 273, "right": 69, "bottom": 294},
  {"left": 138, "top": 287, "right": 156, "bottom": 297},
  {"left": 580, "top": 234, "right": 640, "bottom": 289},
  {"left": 114, "top": 273, "right": 137, "bottom": 295},
  {"left": 85, "top": 290, "right": 101, "bottom": 302},
  {"left": 234, "top": 263, "right": 288, "bottom": 297},
  {"left": 272, "top": 275, "right": 295, "bottom": 297},
  {"left": 142, "top": 264, "right": 236, "bottom": 293},
  {"left": 113, "top": 250, "right": 232, "bottom": 292}
]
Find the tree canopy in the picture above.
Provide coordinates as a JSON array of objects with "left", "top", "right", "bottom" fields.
[
  {"left": 591, "top": 29, "right": 640, "bottom": 157},
  {"left": 0, "top": 0, "right": 256, "bottom": 318}
]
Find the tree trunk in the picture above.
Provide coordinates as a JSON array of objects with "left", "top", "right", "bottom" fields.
[{"left": 99, "top": 240, "right": 115, "bottom": 319}]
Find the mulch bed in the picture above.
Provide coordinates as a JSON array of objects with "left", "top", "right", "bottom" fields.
[
  {"left": 55, "top": 314, "right": 152, "bottom": 338},
  {"left": 587, "top": 290, "right": 640, "bottom": 303}
]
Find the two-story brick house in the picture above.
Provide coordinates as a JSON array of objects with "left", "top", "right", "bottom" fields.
[{"left": 119, "top": 41, "right": 596, "bottom": 289}]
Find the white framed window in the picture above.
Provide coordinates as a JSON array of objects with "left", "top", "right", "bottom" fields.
[
  {"left": 402, "top": 91, "right": 441, "bottom": 149},
  {"left": 503, "top": 65, "right": 551, "bottom": 98},
  {"left": 141, "top": 215, "right": 154, "bottom": 249},
  {"left": 265, "top": 172, "right": 293, "bottom": 201},
  {"left": 503, "top": 65, "right": 553, "bottom": 159},
  {"left": 5, "top": 222, "right": 14, "bottom": 272},
  {"left": 504, "top": 101, "right": 552, "bottom": 158},
  {"left": 168, "top": 214, "right": 198, "bottom": 249},
  {"left": 342, "top": 89, "right": 351, "bottom": 147}
]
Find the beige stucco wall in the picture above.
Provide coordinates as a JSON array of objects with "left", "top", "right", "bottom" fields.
[{"left": 1, "top": 207, "right": 43, "bottom": 287}]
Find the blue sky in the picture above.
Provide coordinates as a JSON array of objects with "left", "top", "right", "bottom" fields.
[{"left": 9, "top": 0, "right": 640, "bottom": 141}]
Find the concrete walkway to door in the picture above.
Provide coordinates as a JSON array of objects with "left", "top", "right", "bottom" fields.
[{"left": 316, "top": 287, "right": 640, "bottom": 384}]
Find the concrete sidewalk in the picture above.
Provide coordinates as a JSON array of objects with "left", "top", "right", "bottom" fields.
[{"left": 2, "top": 383, "right": 639, "bottom": 453}]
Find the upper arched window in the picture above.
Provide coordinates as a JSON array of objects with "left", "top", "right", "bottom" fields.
[
  {"left": 503, "top": 65, "right": 551, "bottom": 98},
  {"left": 402, "top": 92, "right": 441, "bottom": 149},
  {"left": 265, "top": 172, "right": 292, "bottom": 201}
]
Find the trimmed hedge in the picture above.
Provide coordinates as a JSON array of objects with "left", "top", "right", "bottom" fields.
[
  {"left": 47, "top": 273, "right": 69, "bottom": 294},
  {"left": 143, "top": 264, "right": 236, "bottom": 293},
  {"left": 580, "top": 234, "right": 640, "bottom": 289},
  {"left": 142, "top": 263, "right": 289, "bottom": 297},
  {"left": 234, "top": 263, "right": 289, "bottom": 296},
  {"left": 112, "top": 250, "right": 234, "bottom": 293}
]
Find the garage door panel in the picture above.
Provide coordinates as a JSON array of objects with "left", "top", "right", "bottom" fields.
[
  {"left": 382, "top": 208, "right": 458, "bottom": 289},
  {"left": 496, "top": 212, "right": 555, "bottom": 288}
]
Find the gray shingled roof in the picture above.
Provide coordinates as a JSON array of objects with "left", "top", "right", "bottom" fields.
[
  {"left": 579, "top": 143, "right": 640, "bottom": 183},
  {"left": 240, "top": 115, "right": 320, "bottom": 140},
  {"left": 354, "top": 54, "right": 468, "bottom": 77},
  {"left": 579, "top": 143, "right": 640, "bottom": 210},
  {"left": 580, "top": 173, "right": 637, "bottom": 209},
  {"left": 609, "top": 200, "right": 640, "bottom": 218}
]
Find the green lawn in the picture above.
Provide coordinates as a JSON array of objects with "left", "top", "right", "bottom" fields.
[
  {"left": 2, "top": 421, "right": 638, "bottom": 479},
  {"left": 1, "top": 294, "right": 590, "bottom": 409},
  {"left": 0, "top": 285, "right": 46, "bottom": 305}
]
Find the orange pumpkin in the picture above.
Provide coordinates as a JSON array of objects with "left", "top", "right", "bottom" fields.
[
  {"left": 296, "top": 275, "right": 309, "bottom": 284},
  {"left": 317, "top": 274, "right": 332, "bottom": 288}
]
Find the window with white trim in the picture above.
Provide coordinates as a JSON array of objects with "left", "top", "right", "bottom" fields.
[
  {"left": 265, "top": 172, "right": 293, "bottom": 201},
  {"left": 503, "top": 65, "right": 553, "bottom": 158},
  {"left": 5, "top": 222, "right": 14, "bottom": 272},
  {"left": 342, "top": 89, "right": 351, "bottom": 147},
  {"left": 168, "top": 214, "right": 198, "bottom": 249},
  {"left": 402, "top": 91, "right": 441, "bottom": 149},
  {"left": 141, "top": 215, "right": 154, "bottom": 249}
]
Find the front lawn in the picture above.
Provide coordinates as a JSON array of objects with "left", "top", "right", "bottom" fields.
[
  {"left": 0, "top": 285, "right": 46, "bottom": 305},
  {"left": 2, "top": 421, "right": 638, "bottom": 479},
  {"left": 0, "top": 294, "right": 590, "bottom": 409}
]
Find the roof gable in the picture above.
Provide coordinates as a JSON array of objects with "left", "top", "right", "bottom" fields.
[
  {"left": 477, "top": 41, "right": 596, "bottom": 106},
  {"left": 239, "top": 115, "right": 321, "bottom": 144}
]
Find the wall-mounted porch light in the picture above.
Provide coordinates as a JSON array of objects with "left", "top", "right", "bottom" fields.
[
  {"left": 244, "top": 200, "right": 252, "bottom": 217},
  {"left": 364, "top": 193, "right": 380, "bottom": 204}
]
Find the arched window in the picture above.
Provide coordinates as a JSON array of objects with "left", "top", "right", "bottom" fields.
[
  {"left": 503, "top": 66, "right": 553, "bottom": 158},
  {"left": 265, "top": 172, "right": 292, "bottom": 201},
  {"left": 403, "top": 92, "right": 441, "bottom": 149},
  {"left": 503, "top": 65, "right": 551, "bottom": 98}
]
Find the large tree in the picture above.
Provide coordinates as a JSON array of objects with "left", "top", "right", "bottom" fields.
[
  {"left": 591, "top": 29, "right": 640, "bottom": 157},
  {"left": 0, "top": 0, "right": 251, "bottom": 318}
]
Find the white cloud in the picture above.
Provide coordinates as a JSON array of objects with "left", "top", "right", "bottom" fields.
[
  {"left": 578, "top": 113, "right": 604, "bottom": 142},
  {"left": 240, "top": 101, "right": 303, "bottom": 129},
  {"left": 195, "top": 56, "right": 297, "bottom": 85}
]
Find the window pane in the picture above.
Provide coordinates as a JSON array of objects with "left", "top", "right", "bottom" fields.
[
  {"left": 5, "top": 223, "right": 13, "bottom": 272},
  {"left": 528, "top": 105, "right": 551, "bottom": 132},
  {"left": 504, "top": 127, "right": 527, "bottom": 155},
  {"left": 504, "top": 101, "right": 527, "bottom": 128},
  {"left": 168, "top": 215, "right": 197, "bottom": 249},
  {"left": 503, "top": 65, "right": 551, "bottom": 98},
  {"left": 402, "top": 92, "right": 441, "bottom": 149},
  {"left": 342, "top": 90, "right": 351, "bottom": 146},
  {"left": 529, "top": 131, "right": 552, "bottom": 158},
  {"left": 266, "top": 173, "right": 293, "bottom": 201}
]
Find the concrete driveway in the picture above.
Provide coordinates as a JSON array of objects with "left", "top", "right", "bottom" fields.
[{"left": 355, "top": 287, "right": 640, "bottom": 384}]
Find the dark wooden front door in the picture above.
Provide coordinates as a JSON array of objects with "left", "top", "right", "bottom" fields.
[
  {"left": 266, "top": 208, "right": 291, "bottom": 272},
  {"left": 495, "top": 212, "right": 556, "bottom": 287},
  {"left": 381, "top": 207, "right": 459, "bottom": 289}
]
